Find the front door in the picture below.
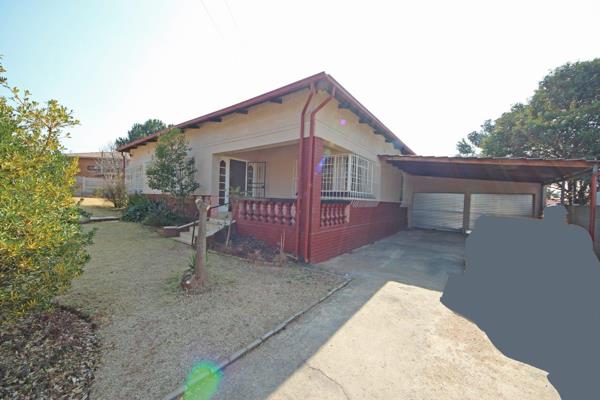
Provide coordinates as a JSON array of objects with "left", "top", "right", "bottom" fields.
[{"left": 229, "top": 159, "right": 247, "bottom": 196}]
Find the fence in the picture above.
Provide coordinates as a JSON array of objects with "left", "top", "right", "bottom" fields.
[{"left": 74, "top": 176, "right": 105, "bottom": 196}]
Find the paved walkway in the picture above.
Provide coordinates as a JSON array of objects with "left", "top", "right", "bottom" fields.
[{"left": 213, "top": 230, "right": 558, "bottom": 400}]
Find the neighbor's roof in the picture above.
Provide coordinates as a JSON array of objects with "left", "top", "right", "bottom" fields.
[
  {"left": 66, "top": 152, "right": 119, "bottom": 158},
  {"left": 117, "top": 72, "right": 414, "bottom": 154},
  {"left": 381, "top": 155, "right": 600, "bottom": 184}
]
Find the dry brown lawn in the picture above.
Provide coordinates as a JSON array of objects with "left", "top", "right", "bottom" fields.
[
  {"left": 57, "top": 221, "right": 343, "bottom": 400},
  {"left": 74, "top": 197, "right": 122, "bottom": 217}
]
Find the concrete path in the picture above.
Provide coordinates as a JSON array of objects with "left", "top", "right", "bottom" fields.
[{"left": 213, "top": 230, "right": 558, "bottom": 400}]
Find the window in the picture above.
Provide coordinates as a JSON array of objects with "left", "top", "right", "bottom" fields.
[
  {"left": 321, "top": 154, "right": 374, "bottom": 199},
  {"left": 86, "top": 165, "right": 100, "bottom": 172},
  {"left": 125, "top": 168, "right": 133, "bottom": 192},
  {"left": 218, "top": 160, "right": 226, "bottom": 205},
  {"left": 125, "top": 164, "right": 144, "bottom": 193},
  {"left": 246, "top": 161, "right": 266, "bottom": 198}
]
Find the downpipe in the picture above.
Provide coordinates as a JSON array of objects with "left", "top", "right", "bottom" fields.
[
  {"left": 295, "top": 84, "right": 315, "bottom": 259},
  {"left": 303, "top": 86, "right": 336, "bottom": 262}
]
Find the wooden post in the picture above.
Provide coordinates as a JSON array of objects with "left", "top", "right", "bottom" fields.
[
  {"left": 185, "top": 197, "right": 210, "bottom": 290},
  {"left": 195, "top": 197, "right": 209, "bottom": 285}
]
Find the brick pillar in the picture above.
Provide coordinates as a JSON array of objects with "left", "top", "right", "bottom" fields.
[
  {"left": 306, "top": 137, "right": 324, "bottom": 262},
  {"left": 296, "top": 137, "right": 310, "bottom": 260}
]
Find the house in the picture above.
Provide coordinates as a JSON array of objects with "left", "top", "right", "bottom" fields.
[
  {"left": 117, "top": 72, "right": 599, "bottom": 262},
  {"left": 68, "top": 151, "right": 127, "bottom": 196}
]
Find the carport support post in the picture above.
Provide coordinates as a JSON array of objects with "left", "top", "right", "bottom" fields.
[
  {"left": 538, "top": 184, "right": 545, "bottom": 217},
  {"left": 590, "top": 166, "right": 598, "bottom": 240},
  {"left": 462, "top": 193, "right": 471, "bottom": 232}
]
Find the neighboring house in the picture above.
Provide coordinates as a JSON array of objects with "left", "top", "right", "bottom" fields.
[
  {"left": 68, "top": 152, "right": 127, "bottom": 196},
  {"left": 117, "top": 72, "right": 599, "bottom": 262}
]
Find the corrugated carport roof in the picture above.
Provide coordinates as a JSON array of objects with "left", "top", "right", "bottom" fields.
[{"left": 381, "top": 155, "right": 599, "bottom": 184}]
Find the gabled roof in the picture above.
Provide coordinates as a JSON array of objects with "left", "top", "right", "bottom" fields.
[
  {"left": 381, "top": 155, "right": 599, "bottom": 184},
  {"left": 117, "top": 72, "right": 414, "bottom": 154}
]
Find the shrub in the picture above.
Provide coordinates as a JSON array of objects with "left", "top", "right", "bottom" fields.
[
  {"left": 121, "top": 194, "right": 154, "bottom": 222},
  {"left": 141, "top": 202, "right": 187, "bottom": 227},
  {"left": 99, "top": 180, "right": 127, "bottom": 208},
  {"left": 0, "top": 61, "right": 92, "bottom": 321},
  {"left": 121, "top": 194, "right": 189, "bottom": 226}
]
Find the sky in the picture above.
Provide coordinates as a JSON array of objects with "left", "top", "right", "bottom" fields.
[{"left": 1, "top": 0, "right": 599, "bottom": 156}]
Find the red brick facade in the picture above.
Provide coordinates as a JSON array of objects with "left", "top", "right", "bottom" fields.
[{"left": 308, "top": 202, "right": 407, "bottom": 263}]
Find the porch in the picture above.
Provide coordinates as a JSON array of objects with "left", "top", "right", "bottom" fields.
[{"left": 213, "top": 138, "right": 407, "bottom": 262}]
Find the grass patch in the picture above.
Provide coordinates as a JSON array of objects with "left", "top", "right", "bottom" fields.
[
  {"left": 74, "top": 197, "right": 122, "bottom": 218},
  {"left": 57, "top": 221, "right": 344, "bottom": 400}
]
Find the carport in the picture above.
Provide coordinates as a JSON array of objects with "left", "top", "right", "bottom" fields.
[{"left": 381, "top": 156, "right": 600, "bottom": 239}]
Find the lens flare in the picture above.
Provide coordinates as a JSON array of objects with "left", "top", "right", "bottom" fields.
[
  {"left": 183, "top": 361, "right": 222, "bottom": 400},
  {"left": 339, "top": 118, "right": 347, "bottom": 126},
  {"left": 316, "top": 157, "right": 325, "bottom": 174}
]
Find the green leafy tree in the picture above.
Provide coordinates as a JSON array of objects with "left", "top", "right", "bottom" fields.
[
  {"left": 457, "top": 59, "right": 600, "bottom": 203},
  {"left": 0, "top": 60, "right": 92, "bottom": 321},
  {"left": 146, "top": 129, "right": 199, "bottom": 210},
  {"left": 115, "top": 118, "right": 167, "bottom": 147}
]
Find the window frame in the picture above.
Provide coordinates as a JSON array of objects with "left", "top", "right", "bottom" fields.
[{"left": 321, "top": 153, "right": 375, "bottom": 200}]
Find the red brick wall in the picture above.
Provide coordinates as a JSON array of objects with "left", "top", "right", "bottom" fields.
[
  {"left": 236, "top": 222, "right": 297, "bottom": 253},
  {"left": 77, "top": 157, "right": 102, "bottom": 178},
  {"left": 214, "top": 199, "right": 407, "bottom": 261},
  {"left": 309, "top": 202, "right": 408, "bottom": 263}
]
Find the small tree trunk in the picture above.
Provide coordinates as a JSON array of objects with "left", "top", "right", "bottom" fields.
[{"left": 183, "top": 198, "right": 210, "bottom": 290}]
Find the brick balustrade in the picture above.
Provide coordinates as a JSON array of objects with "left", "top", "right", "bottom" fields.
[
  {"left": 235, "top": 199, "right": 298, "bottom": 253},
  {"left": 238, "top": 199, "right": 297, "bottom": 226},
  {"left": 320, "top": 202, "right": 349, "bottom": 227}
]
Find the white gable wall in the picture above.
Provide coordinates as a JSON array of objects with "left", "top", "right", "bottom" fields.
[
  {"left": 314, "top": 92, "right": 404, "bottom": 203},
  {"left": 127, "top": 89, "right": 312, "bottom": 195},
  {"left": 125, "top": 89, "right": 406, "bottom": 203}
]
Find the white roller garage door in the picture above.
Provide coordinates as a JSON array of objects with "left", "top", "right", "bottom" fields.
[
  {"left": 412, "top": 193, "right": 465, "bottom": 231},
  {"left": 469, "top": 193, "right": 534, "bottom": 230}
]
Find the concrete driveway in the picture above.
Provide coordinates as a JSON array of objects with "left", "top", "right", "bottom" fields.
[
  {"left": 213, "top": 230, "right": 558, "bottom": 400},
  {"left": 321, "top": 229, "right": 466, "bottom": 290}
]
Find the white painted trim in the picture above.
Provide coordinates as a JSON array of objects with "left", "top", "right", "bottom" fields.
[{"left": 218, "top": 156, "right": 249, "bottom": 213}]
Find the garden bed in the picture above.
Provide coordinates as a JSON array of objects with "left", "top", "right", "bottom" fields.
[
  {"left": 212, "top": 234, "right": 288, "bottom": 264},
  {"left": 0, "top": 308, "right": 99, "bottom": 399},
  {"left": 57, "top": 221, "right": 344, "bottom": 400}
]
